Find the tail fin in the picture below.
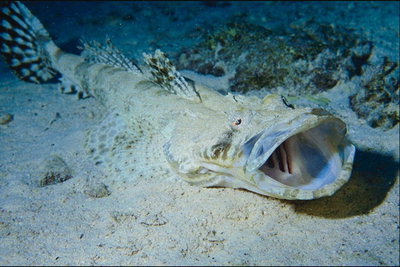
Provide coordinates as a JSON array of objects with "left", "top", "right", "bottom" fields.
[{"left": 0, "top": 1, "right": 57, "bottom": 83}]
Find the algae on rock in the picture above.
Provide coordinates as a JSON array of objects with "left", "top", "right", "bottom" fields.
[
  {"left": 175, "top": 18, "right": 365, "bottom": 96},
  {"left": 175, "top": 17, "right": 398, "bottom": 130},
  {"left": 349, "top": 57, "right": 399, "bottom": 129}
]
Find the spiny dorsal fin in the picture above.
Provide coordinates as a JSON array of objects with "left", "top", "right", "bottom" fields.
[
  {"left": 79, "top": 38, "right": 142, "bottom": 75},
  {"left": 143, "top": 49, "right": 200, "bottom": 101},
  {"left": 0, "top": 1, "right": 57, "bottom": 83}
]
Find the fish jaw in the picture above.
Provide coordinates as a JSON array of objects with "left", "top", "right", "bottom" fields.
[
  {"left": 189, "top": 113, "right": 355, "bottom": 200},
  {"left": 240, "top": 114, "right": 355, "bottom": 200}
]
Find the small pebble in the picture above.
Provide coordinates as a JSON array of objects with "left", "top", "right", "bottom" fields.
[
  {"left": 140, "top": 213, "right": 168, "bottom": 226},
  {"left": 84, "top": 182, "right": 110, "bottom": 198},
  {"left": 87, "top": 111, "right": 95, "bottom": 119},
  {"left": 0, "top": 113, "right": 13, "bottom": 125}
]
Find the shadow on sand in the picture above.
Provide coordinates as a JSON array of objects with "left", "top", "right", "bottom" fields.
[{"left": 291, "top": 149, "right": 399, "bottom": 218}]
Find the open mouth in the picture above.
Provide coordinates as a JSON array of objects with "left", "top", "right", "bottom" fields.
[
  {"left": 260, "top": 140, "right": 292, "bottom": 175},
  {"left": 243, "top": 119, "right": 349, "bottom": 190}
]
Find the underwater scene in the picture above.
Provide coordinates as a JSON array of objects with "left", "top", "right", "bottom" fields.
[{"left": 0, "top": 1, "right": 399, "bottom": 265}]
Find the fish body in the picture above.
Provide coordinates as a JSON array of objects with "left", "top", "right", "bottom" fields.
[{"left": 0, "top": 2, "right": 355, "bottom": 200}]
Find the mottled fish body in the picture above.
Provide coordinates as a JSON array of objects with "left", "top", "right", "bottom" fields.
[{"left": 0, "top": 2, "right": 355, "bottom": 200}]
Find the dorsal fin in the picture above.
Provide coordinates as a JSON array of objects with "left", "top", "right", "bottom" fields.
[
  {"left": 143, "top": 49, "right": 200, "bottom": 102},
  {"left": 79, "top": 38, "right": 142, "bottom": 75}
]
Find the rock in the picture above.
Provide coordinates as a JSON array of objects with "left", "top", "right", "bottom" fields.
[
  {"left": 110, "top": 211, "right": 137, "bottom": 223},
  {"left": 140, "top": 213, "right": 168, "bottom": 226},
  {"left": 349, "top": 57, "right": 399, "bottom": 129},
  {"left": 38, "top": 155, "right": 72, "bottom": 187},
  {"left": 84, "top": 182, "right": 110, "bottom": 198},
  {"left": 87, "top": 111, "right": 95, "bottom": 119},
  {"left": 174, "top": 19, "right": 363, "bottom": 95},
  {"left": 0, "top": 113, "right": 13, "bottom": 125}
]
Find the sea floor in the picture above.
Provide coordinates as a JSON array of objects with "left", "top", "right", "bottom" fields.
[{"left": 0, "top": 1, "right": 399, "bottom": 266}]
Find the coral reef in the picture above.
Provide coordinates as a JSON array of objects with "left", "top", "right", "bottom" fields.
[
  {"left": 175, "top": 18, "right": 365, "bottom": 96},
  {"left": 175, "top": 17, "right": 399, "bottom": 129},
  {"left": 349, "top": 57, "right": 399, "bottom": 129}
]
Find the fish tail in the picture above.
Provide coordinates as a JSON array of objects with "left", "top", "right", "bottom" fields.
[{"left": 0, "top": 1, "right": 58, "bottom": 83}]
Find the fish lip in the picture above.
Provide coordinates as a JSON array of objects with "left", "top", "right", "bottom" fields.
[{"left": 243, "top": 113, "right": 344, "bottom": 174}]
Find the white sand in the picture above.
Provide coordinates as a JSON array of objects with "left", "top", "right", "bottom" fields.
[
  {"left": 0, "top": 2, "right": 398, "bottom": 266},
  {"left": 0, "top": 66, "right": 398, "bottom": 266}
]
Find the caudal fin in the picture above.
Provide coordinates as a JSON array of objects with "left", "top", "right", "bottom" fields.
[{"left": 0, "top": 1, "right": 57, "bottom": 83}]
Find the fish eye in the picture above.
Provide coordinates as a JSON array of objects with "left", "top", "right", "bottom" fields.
[{"left": 232, "top": 118, "right": 242, "bottom": 126}]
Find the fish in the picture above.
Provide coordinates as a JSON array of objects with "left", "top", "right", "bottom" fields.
[{"left": 0, "top": 1, "right": 355, "bottom": 200}]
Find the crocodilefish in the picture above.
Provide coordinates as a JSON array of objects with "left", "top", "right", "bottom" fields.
[{"left": 0, "top": 2, "right": 355, "bottom": 200}]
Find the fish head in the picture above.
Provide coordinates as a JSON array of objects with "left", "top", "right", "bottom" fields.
[{"left": 164, "top": 93, "right": 355, "bottom": 200}]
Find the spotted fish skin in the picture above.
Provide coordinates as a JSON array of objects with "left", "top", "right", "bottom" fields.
[{"left": 0, "top": 2, "right": 355, "bottom": 200}]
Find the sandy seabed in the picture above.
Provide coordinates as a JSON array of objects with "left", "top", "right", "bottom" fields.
[{"left": 0, "top": 1, "right": 399, "bottom": 266}]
